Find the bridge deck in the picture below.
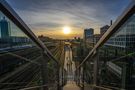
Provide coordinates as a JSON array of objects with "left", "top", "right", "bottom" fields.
[
  {"left": 63, "top": 81, "right": 80, "bottom": 90},
  {"left": 63, "top": 45, "right": 80, "bottom": 90}
]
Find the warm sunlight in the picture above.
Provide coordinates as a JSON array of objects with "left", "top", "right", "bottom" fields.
[{"left": 63, "top": 26, "right": 71, "bottom": 34}]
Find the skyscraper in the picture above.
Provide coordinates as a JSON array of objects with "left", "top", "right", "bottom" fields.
[
  {"left": 83, "top": 28, "right": 94, "bottom": 40},
  {"left": 83, "top": 28, "right": 94, "bottom": 48},
  {"left": 0, "top": 17, "right": 10, "bottom": 38}
]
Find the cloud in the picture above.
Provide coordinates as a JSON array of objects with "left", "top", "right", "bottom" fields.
[{"left": 6, "top": 0, "right": 131, "bottom": 39}]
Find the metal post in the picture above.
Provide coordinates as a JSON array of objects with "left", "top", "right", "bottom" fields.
[
  {"left": 78, "top": 67, "right": 81, "bottom": 86},
  {"left": 41, "top": 52, "right": 49, "bottom": 90},
  {"left": 121, "top": 58, "right": 133, "bottom": 90},
  {"left": 76, "top": 69, "right": 79, "bottom": 85},
  {"left": 62, "top": 68, "right": 64, "bottom": 86},
  {"left": 75, "top": 70, "right": 77, "bottom": 83},
  {"left": 82, "top": 63, "right": 85, "bottom": 90},
  {"left": 93, "top": 50, "right": 99, "bottom": 86},
  {"left": 57, "top": 65, "right": 60, "bottom": 90}
]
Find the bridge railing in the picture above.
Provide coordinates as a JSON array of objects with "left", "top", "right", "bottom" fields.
[
  {"left": 0, "top": 0, "right": 66, "bottom": 90},
  {"left": 75, "top": 1, "right": 135, "bottom": 90}
]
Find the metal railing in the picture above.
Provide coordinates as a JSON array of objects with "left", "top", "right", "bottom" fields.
[
  {"left": 0, "top": 0, "right": 64, "bottom": 90},
  {"left": 0, "top": 0, "right": 59, "bottom": 65},
  {"left": 76, "top": 0, "right": 135, "bottom": 69},
  {"left": 75, "top": 1, "right": 135, "bottom": 90}
]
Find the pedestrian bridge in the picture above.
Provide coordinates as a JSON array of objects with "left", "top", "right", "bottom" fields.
[{"left": 0, "top": 0, "right": 135, "bottom": 90}]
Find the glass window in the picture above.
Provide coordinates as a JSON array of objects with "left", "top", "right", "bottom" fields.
[{"left": 97, "top": 14, "right": 135, "bottom": 89}]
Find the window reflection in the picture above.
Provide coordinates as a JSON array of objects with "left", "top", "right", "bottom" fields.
[
  {"left": 0, "top": 11, "right": 43, "bottom": 89},
  {"left": 98, "top": 14, "right": 135, "bottom": 89}
]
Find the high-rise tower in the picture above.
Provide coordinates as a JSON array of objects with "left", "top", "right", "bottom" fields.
[
  {"left": 0, "top": 17, "right": 10, "bottom": 38},
  {"left": 83, "top": 28, "right": 94, "bottom": 40}
]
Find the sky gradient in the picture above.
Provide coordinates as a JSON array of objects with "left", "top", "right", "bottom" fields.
[{"left": 6, "top": 0, "right": 131, "bottom": 39}]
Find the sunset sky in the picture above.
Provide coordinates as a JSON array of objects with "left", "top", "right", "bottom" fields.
[{"left": 6, "top": 0, "right": 131, "bottom": 39}]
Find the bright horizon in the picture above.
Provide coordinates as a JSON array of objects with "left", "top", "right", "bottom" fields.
[
  {"left": 35, "top": 26, "right": 84, "bottom": 39},
  {"left": 6, "top": 0, "right": 131, "bottom": 39}
]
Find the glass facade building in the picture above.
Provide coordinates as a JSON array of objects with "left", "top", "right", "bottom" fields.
[
  {"left": 76, "top": 2, "right": 135, "bottom": 90},
  {"left": 0, "top": 0, "right": 135, "bottom": 90},
  {"left": 98, "top": 14, "right": 135, "bottom": 89},
  {"left": 106, "top": 14, "right": 135, "bottom": 52},
  {"left": 83, "top": 28, "right": 94, "bottom": 40},
  {"left": 79, "top": 12, "right": 135, "bottom": 90},
  {"left": 0, "top": 17, "right": 10, "bottom": 38}
]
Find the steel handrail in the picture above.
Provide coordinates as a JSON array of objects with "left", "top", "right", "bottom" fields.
[
  {"left": 20, "top": 83, "right": 58, "bottom": 90},
  {"left": 76, "top": 0, "right": 135, "bottom": 71},
  {"left": 83, "top": 84, "right": 120, "bottom": 90},
  {"left": 0, "top": 0, "right": 59, "bottom": 65}
]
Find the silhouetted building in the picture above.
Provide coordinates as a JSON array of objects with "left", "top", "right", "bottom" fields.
[
  {"left": 0, "top": 17, "right": 10, "bottom": 38},
  {"left": 74, "top": 37, "right": 81, "bottom": 42},
  {"left": 93, "top": 34, "right": 101, "bottom": 44},
  {"left": 38, "top": 35, "right": 53, "bottom": 42},
  {"left": 83, "top": 28, "right": 94, "bottom": 40},
  {"left": 74, "top": 37, "right": 77, "bottom": 40},
  {"left": 100, "top": 25, "right": 110, "bottom": 35}
]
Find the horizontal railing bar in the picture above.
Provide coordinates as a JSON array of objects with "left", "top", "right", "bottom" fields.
[
  {"left": 20, "top": 83, "right": 58, "bottom": 90},
  {"left": 20, "top": 85, "right": 48, "bottom": 90},
  {"left": 101, "top": 85, "right": 121, "bottom": 90},
  {"left": 0, "top": 83, "right": 57, "bottom": 90},
  {"left": 79, "top": 84, "right": 113, "bottom": 90},
  {"left": 87, "top": 85, "right": 112, "bottom": 90}
]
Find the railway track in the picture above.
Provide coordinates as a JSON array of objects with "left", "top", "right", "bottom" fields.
[{"left": 0, "top": 43, "right": 63, "bottom": 89}]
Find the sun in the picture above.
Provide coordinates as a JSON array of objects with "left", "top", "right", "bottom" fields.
[{"left": 63, "top": 26, "right": 71, "bottom": 34}]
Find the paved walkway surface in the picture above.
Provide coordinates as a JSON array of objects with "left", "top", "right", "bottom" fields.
[
  {"left": 63, "top": 81, "right": 81, "bottom": 90},
  {"left": 63, "top": 45, "right": 80, "bottom": 90}
]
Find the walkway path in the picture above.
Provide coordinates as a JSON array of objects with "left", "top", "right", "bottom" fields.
[
  {"left": 63, "top": 45, "right": 80, "bottom": 90},
  {"left": 63, "top": 81, "right": 80, "bottom": 90}
]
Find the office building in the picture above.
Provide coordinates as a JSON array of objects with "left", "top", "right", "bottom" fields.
[
  {"left": 83, "top": 28, "right": 94, "bottom": 40},
  {"left": 105, "top": 14, "right": 135, "bottom": 52},
  {"left": 100, "top": 25, "right": 110, "bottom": 35},
  {"left": 93, "top": 34, "right": 101, "bottom": 44},
  {"left": 0, "top": 17, "right": 11, "bottom": 38}
]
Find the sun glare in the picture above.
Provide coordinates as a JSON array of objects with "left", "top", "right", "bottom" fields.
[{"left": 63, "top": 26, "right": 71, "bottom": 34}]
